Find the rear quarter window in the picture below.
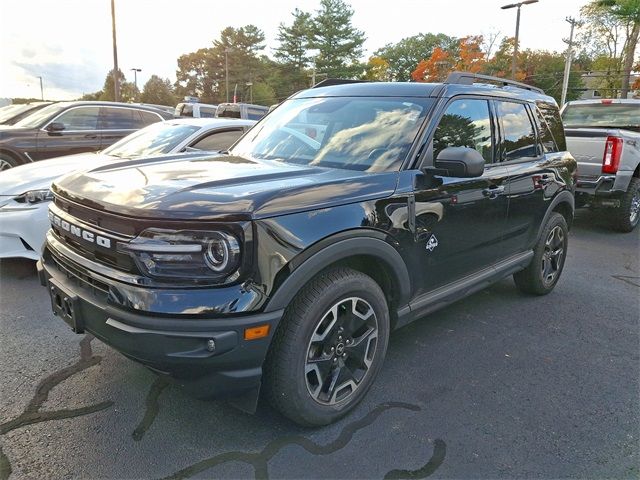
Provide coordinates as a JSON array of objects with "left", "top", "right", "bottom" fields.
[{"left": 536, "top": 101, "right": 566, "bottom": 152}]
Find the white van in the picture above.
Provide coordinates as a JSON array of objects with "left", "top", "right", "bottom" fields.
[{"left": 175, "top": 102, "right": 218, "bottom": 118}]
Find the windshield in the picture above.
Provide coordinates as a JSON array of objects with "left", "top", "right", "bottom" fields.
[
  {"left": 14, "top": 103, "right": 68, "bottom": 128},
  {"left": 102, "top": 121, "right": 200, "bottom": 157},
  {"left": 0, "top": 104, "right": 29, "bottom": 123},
  {"left": 562, "top": 103, "right": 640, "bottom": 129},
  {"left": 231, "top": 96, "right": 432, "bottom": 172}
]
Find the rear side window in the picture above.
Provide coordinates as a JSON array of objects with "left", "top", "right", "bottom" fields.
[
  {"left": 177, "top": 104, "right": 193, "bottom": 117},
  {"left": 537, "top": 101, "right": 566, "bottom": 151},
  {"left": 533, "top": 107, "right": 558, "bottom": 153},
  {"left": 190, "top": 129, "right": 244, "bottom": 151},
  {"left": 432, "top": 98, "right": 494, "bottom": 163},
  {"left": 54, "top": 107, "right": 100, "bottom": 130},
  {"left": 139, "top": 110, "right": 162, "bottom": 126},
  {"left": 247, "top": 107, "right": 266, "bottom": 120},
  {"left": 100, "top": 107, "right": 146, "bottom": 130},
  {"left": 199, "top": 106, "right": 217, "bottom": 118},
  {"left": 217, "top": 105, "right": 241, "bottom": 119},
  {"left": 495, "top": 101, "right": 538, "bottom": 161}
]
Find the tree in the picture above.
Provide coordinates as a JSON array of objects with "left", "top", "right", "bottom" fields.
[
  {"left": 274, "top": 9, "right": 313, "bottom": 91},
  {"left": 140, "top": 75, "right": 177, "bottom": 106},
  {"left": 364, "top": 56, "right": 391, "bottom": 81},
  {"left": 82, "top": 69, "right": 137, "bottom": 102},
  {"left": 374, "top": 33, "right": 455, "bottom": 81},
  {"left": 411, "top": 36, "right": 486, "bottom": 82},
  {"left": 594, "top": 0, "right": 640, "bottom": 98},
  {"left": 411, "top": 47, "right": 451, "bottom": 82},
  {"left": 309, "top": 0, "right": 366, "bottom": 78}
]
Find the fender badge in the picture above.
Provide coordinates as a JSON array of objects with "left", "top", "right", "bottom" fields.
[{"left": 426, "top": 234, "right": 439, "bottom": 252}]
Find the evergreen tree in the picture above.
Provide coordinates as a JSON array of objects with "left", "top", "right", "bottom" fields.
[
  {"left": 275, "top": 9, "right": 312, "bottom": 70},
  {"left": 309, "top": 0, "right": 366, "bottom": 78},
  {"left": 140, "top": 75, "right": 177, "bottom": 106}
]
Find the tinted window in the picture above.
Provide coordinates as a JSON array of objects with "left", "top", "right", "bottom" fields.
[
  {"left": 533, "top": 107, "right": 558, "bottom": 153},
  {"left": 537, "top": 101, "right": 566, "bottom": 151},
  {"left": 190, "top": 129, "right": 244, "bottom": 151},
  {"left": 432, "top": 99, "right": 493, "bottom": 163},
  {"left": 232, "top": 96, "right": 432, "bottom": 172},
  {"left": 139, "top": 110, "right": 161, "bottom": 126},
  {"left": 217, "top": 105, "right": 241, "bottom": 119},
  {"left": 54, "top": 106, "right": 100, "bottom": 130},
  {"left": 247, "top": 107, "right": 267, "bottom": 120},
  {"left": 101, "top": 107, "right": 147, "bottom": 130},
  {"left": 496, "top": 101, "right": 537, "bottom": 161},
  {"left": 199, "top": 106, "right": 217, "bottom": 118}
]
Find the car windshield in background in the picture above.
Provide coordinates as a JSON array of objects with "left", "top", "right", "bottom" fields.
[
  {"left": 562, "top": 103, "right": 640, "bottom": 130},
  {"left": 103, "top": 122, "right": 200, "bottom": 158},
  {"left": 0, "top": 104, "right": 30, "bottom": 123},
  {"left": 13, "top": 103, "right": 68, "bottom": 128},
  {"left": 231, "top": 97, "right": 432, "bottom": 172}
]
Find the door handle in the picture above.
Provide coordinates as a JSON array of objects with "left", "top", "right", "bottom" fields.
[{"left": 482, "top": 185, "right": 505, "bottom": 199}]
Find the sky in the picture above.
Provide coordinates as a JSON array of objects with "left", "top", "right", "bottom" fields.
[{"left": 0, "top": 0, "right": 590, "bottom": 100}]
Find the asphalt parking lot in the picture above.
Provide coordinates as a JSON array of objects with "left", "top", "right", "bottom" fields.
[{"left": 0, "top": 209, "right": 638, "bottom": 480}]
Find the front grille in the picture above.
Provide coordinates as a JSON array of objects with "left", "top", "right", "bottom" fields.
[{"left": 47, "top": 247, "right": 109, "bottom": 299}]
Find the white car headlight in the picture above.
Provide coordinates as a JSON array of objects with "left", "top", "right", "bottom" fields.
[{"left": 13, "top": 189, "right": 54, "bottom": 204}]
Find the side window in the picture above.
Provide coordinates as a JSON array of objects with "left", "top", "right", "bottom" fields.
[
  {"left": 536, "top": 101, "right": 566, "bottom": 151},
  {"left": 495, "top": 101, "right": 538, "bottom": 161},
  {"left": 432, "top": 98, "right": 493, "bottom": 163},
  {"left": 199, "top": 107, "right": 217, "bottom": 118},
  {"left": 100, "top": 107, "right": 145, "bottom": 130},
  {"left": 533, "top": 106, "right": 558, "bottom": 153},
  {"left": 54, "top": 107, "right": 100, "bottom": 130},
  {"left": 190, "top": 129, "right": 244, "bottom": 151},
  {"left": 247, "top": 108, "right": 266, "bottom": 120},
  {"left": 139, "top": 110, "right": 162, "bottom": 126},
  {"left": 217, "top": 105, "right": 241, "bottom": 119}
]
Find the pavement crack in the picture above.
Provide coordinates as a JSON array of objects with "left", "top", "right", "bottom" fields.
[
  {"left": 611, "top": 275, "right": 640, "bottom": 288},
  {"left": 0, "top": 334, "right": 115, "bottom": 476},
  {"left": 384, "top": 438, "right": 447, "bottom": 479},
  {"left": 132, "top": 377, "right": 170, "bottom": 441},
  {"left": 162, "top": 401, "right": 422, "bottom": 480}
]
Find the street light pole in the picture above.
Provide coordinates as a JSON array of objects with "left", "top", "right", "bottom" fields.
[
  {"left": 131, "top": 68, "right": 141, "bottom": 91},
  {"left": 225, "top": 47, "right": 231, "bottom": 103},
  {"left": 501, "top": 0, "right": 538, "bottom": 80},
  {"left": 110, "top": 0, "right": 120, "bottom": 102},
  {"left": 37, "top": 76, "right": 44, "bottom": 101}
]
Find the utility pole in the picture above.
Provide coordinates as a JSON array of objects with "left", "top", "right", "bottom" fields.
[
  {"left": 37, "top": 76, "right": 44, "bottom": 101},
  {"left": 561, "top": 17, "right": 581, "bottom": 107},
  {"left": 111, "top": 0, "right": 120, "bottom": 102},
  {"left": 501, "top": 0, "right": 539, "bottom": 80},
  {"left": 225, "top": 47, "right": 231, "bottom": 103}
]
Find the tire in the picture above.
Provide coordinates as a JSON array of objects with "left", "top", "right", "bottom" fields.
[
  {"left": 0, "top": 153, "right": 20, "bottom": 171},
  {"left": 514, "top": 212, "right": 569, "bottom": 296},
  {"left": 611, "top": 177, "right": 640, "bottom": 233},
  {"left": 264, "top": 267, "right": 390, "bottom": 426}
]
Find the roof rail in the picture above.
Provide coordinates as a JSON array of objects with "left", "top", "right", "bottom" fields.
[
  {"left": 312, "top": 78, "right": 368, "bottom": 88},
  {"left": 445, "top": 71, "right": 544, "bottom": 94}
]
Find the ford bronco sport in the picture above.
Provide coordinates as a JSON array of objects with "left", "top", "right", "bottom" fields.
[{"left": 38, "top": 73, "right": 576, "bottom": 426}]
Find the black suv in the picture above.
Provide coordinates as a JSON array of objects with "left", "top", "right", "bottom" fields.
[
  {"left": 38, "top": 73, "right": 576, "bottom": 426},
  {"left": 0, "top": 101, "right": 173, "bottom": 169}
]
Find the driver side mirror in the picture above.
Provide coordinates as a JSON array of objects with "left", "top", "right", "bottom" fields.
[
  {"left": 434, "top": 147, "right": 485, "bottom": 178},
  {"left": 45, "top": 122, "right": 65, "bottom": 133}
]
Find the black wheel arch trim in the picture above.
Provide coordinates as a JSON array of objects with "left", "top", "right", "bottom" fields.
[
  {"left": 263, "top": 233, "right": 412, "bottom": 313},
  {"left": 537, "top": 190, "right": 574, "bottom": 239}
]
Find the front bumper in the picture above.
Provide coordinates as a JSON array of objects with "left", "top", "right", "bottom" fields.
[
  {"left": 39, "top": 237, "right": 283, "bottom": 400},
  {"left": 0, "top": 201, "right": 50, "bottom": 260}
]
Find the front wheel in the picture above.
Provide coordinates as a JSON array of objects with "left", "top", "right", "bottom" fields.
[
  {"left": 514, "top": 212, "right": 569, "bottom": 295},
  {"left": 611, "top": 177, "right": 640, "bottom": 233},
  {"left": 0, "top": 153, "right": 20, "bottom": 171},
  {"left": 264, "top": 267, "right": 390, "bottom": 426}
]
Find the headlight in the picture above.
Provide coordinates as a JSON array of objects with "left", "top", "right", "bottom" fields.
[
  {"left": 13, "top": 189, "right": 54, "bottom": 204},
  {"left": 119, "top": 229, "right": 241, "bottom": 282}
]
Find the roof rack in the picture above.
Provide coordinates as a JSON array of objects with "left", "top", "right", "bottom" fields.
[
  {"left": 312, "top": 78, "right": 368, "bottom": 88},
  {"left": 445, "top": 71, "right": 544, "bottom": 94}
]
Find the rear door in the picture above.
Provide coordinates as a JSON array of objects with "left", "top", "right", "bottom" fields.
[
  {"left": 496, "top": 100, "right": 563, "bottom": 255},
  {"left": 99, "top": 107, "right": 163, "bottom": 149},
  {"left": 35, "top": 106, "right": 102, "bottom": 160},
  {"left": 413, "top": 97, "right": 510, "bottom": 294}
]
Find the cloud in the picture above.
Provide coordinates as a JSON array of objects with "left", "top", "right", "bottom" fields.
[{"left": 12, "top": 60, "right": 105, "bottom": 96}]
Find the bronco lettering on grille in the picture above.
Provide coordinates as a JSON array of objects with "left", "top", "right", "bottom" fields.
[{"left": 48, "top": 211, "right": 113, "bottom": 249}]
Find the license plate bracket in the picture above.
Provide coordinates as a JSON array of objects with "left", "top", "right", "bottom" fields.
[{"left": 48, "top": 279, "right": 84, "bottom": 333}]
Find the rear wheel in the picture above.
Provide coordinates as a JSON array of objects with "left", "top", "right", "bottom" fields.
[
  {"left": 264, "top": 267, "right": 390, "bottom": 426},
  {"left": 514, "top": 212, "right": 568, "bottom": 295},
  {"left": 0, "top": 153, "right": 20, "bottom": 171},
  {"left": 611, "top": 177, "right": 640, "bottom": 233}
]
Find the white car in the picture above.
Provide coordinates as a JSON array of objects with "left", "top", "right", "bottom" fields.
[{"left": 0, "top": 117, "right": 255, "bottom": 260}]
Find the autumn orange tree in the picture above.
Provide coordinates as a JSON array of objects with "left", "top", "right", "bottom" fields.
[{"left": 411, "top": 36, "right": 486, "bottom": 82}]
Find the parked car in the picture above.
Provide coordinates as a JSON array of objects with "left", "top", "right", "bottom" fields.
[
  {"left": 0, "top": 118, "right": 255, "bottom": 260},
  {"left": 216, "top": 102, "right": 268, "bottom": 120},
  {"left": 0, "top": 102, "right": 53, "bottom": 126},
  {"left": 38, "top": 73, "right": 576, "bottom": 426},
  {"left": 562, "top": 98, "right": 640, "bottom": 232},
  {"left": 0, "top": 101, "right": 173, "bottom": 170},
  {"left": 175, "top": 102, "right": 218, "bottom": 118},
  {"left": 137, "top": 103, "right": 176, "bottom": 115}
]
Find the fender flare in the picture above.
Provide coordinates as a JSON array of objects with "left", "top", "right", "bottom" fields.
[
  {"left": 536, "top": 190, "right": 575, "bottom": 240},
  {"left": 263, "top": 236, "right": 412, "bottom": 313}
]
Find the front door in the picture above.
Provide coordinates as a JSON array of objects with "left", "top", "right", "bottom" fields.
[
  {"left": 412, "top": 97, "right": 509, "bottom": 295},
  {"left": 35, "top": 106, "right": 102, "bottom": 160}
]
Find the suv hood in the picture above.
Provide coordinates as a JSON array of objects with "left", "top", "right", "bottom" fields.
[{"left": 53, "top": 153, "right": 399, "bottom": 220}]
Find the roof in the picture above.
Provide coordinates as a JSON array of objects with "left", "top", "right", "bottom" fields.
[
  {"left": 52, "top": 100, "right": 174, "bottom": 115},
  {"left": 160, "top": 117, "right": 256, "bottom": 128},
  {"left": 293, "top": 82, "right": 443, "bottom": 98}
]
